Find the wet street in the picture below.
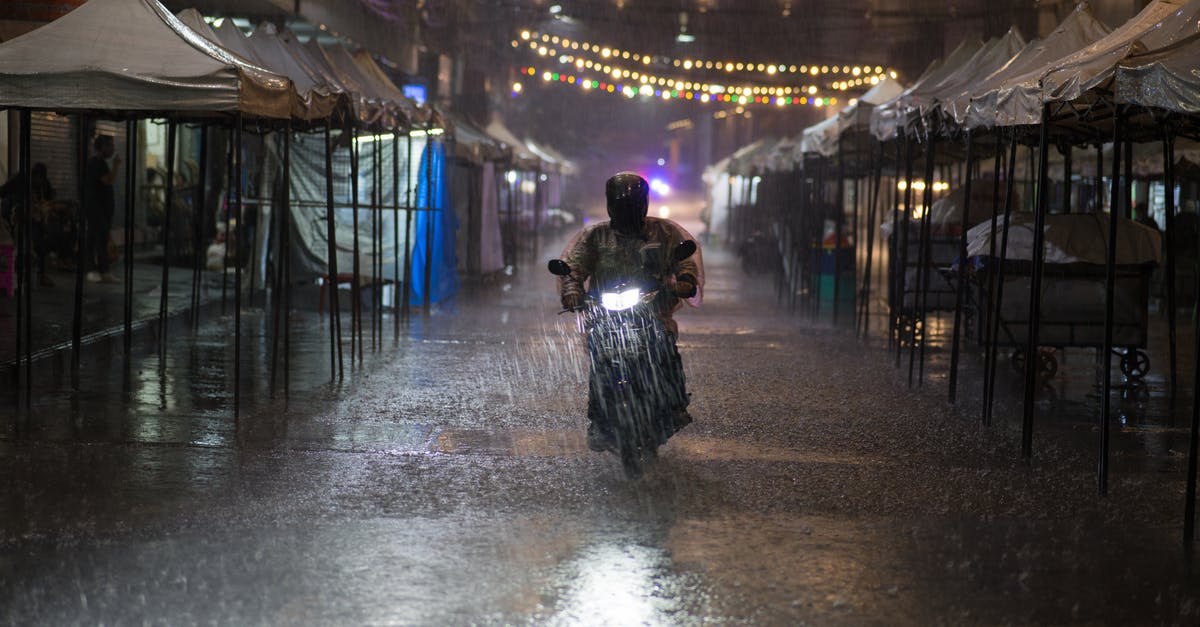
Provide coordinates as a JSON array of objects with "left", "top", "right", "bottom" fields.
[{"left": 2, "top": 238, "right": 1199, "bottom": 625}]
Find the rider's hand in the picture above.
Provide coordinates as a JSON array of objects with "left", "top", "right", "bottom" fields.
[
  {"left": 673, "top": 273, "right": 697, "bottom": 299},
  {"left": 561, "top": 293, "right": 585, "bottom": 311}
]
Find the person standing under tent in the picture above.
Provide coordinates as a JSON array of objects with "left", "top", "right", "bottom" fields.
[{"left": 84, "top": 134, "right": 120, "bottom": 284}]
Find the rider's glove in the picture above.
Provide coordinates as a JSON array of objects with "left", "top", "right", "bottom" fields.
[
  {"left": 561, "top": 293, "right": 585, "bottom": 311},
  {"left": 674, "top": 273, "right": 698, "bottom": 299}
]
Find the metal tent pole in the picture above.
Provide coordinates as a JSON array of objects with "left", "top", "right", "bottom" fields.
[
  {"left": 392, "top": 130, "right": 401, "bottom": 340},
  {"left": 192, "top": 124, "right": 208, "bottom": 323},
  {"left": 18, "top": 109, "right": 32, "bottom": 400},
  {"left": 323, "top": 124, "right": 343, "bottom": 381},
  {"left": 1019, "top": 107, "right": 1053, "bottom": 459},
  {"left": 979, "top": 134, "right": 1004, "bottom": 418},
  {"left": 233, "top": 115, "right": 244, "bottom": 418},
  {"left": 402, "top": 132, "right": 414, "bottom": 320},
  {"left": 422, "top": 130, "right": 435, "bottom": 315},
  {"left": 1062, "top": 143, "right": 1073, "bottom": 214},
  {"left": 833, "top": 139, "right": 846, "bottom": 326},
  {"left": 222, "top": 133, "right": 232, "bottom": 315},
  {"left": 949, "top": 131, "right": 975, "bottom": 403},
  {"left": 1163, "top": 132, "right": 1179, "bottom": 400},
  {"left": 1100, "top": 113, "right": 1124, "bottom": 495},
  {"left": 349, "top": 120, "right": 362, "bottom": 363},
  {"left": 860, "top": 142, "right": 883, "bottom": 339},
  {"left": 124, "top": 120, "right": 137, "bottom": 356},
  {"left": 71, "top": 113, "right": 85, "bottom": 387},
  {"left": 985, "top": 131, "right": 1020, "bottom": 426},
  {"left": 895, "top": 137, "right": 915, "bottom": 367},
  {"left": 912, "top": 134, "right": 936, "bottom": 387},
  {"left": 159, "top": 120, "right": 177, "bottom": 354}
]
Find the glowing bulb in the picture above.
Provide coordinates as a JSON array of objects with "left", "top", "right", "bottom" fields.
[
  {"left": 520, "top": 30, "right": 530, "bottom": 40},
  {"left": 512, "top": 81, "right": 522, "bottom": 93}
]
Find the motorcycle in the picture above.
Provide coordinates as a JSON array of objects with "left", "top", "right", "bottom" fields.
[{"left": 548, "top": 240, "right": 697, "bottom": 478}]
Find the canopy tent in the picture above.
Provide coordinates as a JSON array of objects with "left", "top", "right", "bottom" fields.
[
  {"left": 176, "top": 10, "right": 344, "bottom": 122},
  {"left": 916, "top": 28, "right": 1028, "bottom": 119},
  {"left": 0, "top": 0, "right": 295, "bottom": 118},
  {"left": 350, "top": 49, "right": 431, "bottom": 126},
  {"left": 702, "top": 139, "right": 767, "bottom": 240},
  {"left": 284, "top": 35, "right": 389, "bottom": 126},
  {"left": 956, "top": 3, "right": 1111, "bottom": 128},
  {"left": 795, "top": 77, "right": 905, "bottom": 162},
  {"left": 870, "top": 38, "right": 983, "bottom": 140},
  {"left": 485, "top": 116, "right": 544, "bottom": 171},
  {"left": 1116, "top": 31, "right": 1200, "bottom": 115},
  {"left": 320, "top": 41, "right": 411, "bottom": 128},
  {"left": 961, "top": 0, "right": 1199, "bottom": 130}
]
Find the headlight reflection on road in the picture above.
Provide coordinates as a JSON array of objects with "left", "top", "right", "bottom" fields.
[{"left": 557, "top": 541, "right": 666, "bottom": 624}]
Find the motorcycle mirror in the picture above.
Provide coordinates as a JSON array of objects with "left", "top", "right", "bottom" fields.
[
  {"left": 673, "top": 240, "right": 697, "bottom": 262},
  {"left": 547, "top": 259, "right": 572, "bottom": 276}
]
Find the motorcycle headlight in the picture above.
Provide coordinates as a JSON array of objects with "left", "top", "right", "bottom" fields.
[{"left": 600, "top": 287, "right": 642, "bottom": 311}]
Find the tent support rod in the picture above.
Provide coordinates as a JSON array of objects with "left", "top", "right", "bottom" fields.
[
  {"left": 323, "top": 124, "right": 343, "bottom": 381},
  {"left": 125, "top": 120, "right": 138, "bottom": 358},
  {"left": 349, "top": 119, "right": 362, "bottom": 363},
  {"left": 1021, "top": 109, "right": 1053, "bottom": 458},
  {"left": 1163, "top": 132, "right": 1179, "bottom": 402},
  {"left": 159, "top": 120, "right": 176, "bottom": 355},
  {"left": 911, "top": 134, "right": 936, "bottom": 388},
  {"left": 985, "top": 131, "right": 1020, "bottom": 427},
  {"left": 192, "top": 123, "right": 208, "bottom": 326},
  {"left": 71, "top": 112, "right": 85, "bottom": 388},
  {"left": 949, "top": 131, "right": 974, "bottom": 403},
  {"left": 833, "top": 139, "right": 846, "bottom": 326},
  {"left": 1100, "top": 112, "right": 1124, "bottom": 495},
  {"left": 981, "top": 134, "right": 1004, "bottom": 422},
  {"left": 393, "top": 130, "right": 401, "bottom": 339},
  {"left": 860, "top": 142, "right": 883, "bottom": 339},
  {"left": 402, "top": 133, "right": 414, "bottom": 319},
  {"left": 896, "top": 136, "right": 914, "bottom": 368},
  {"left": 234, "top": 114, "right": 243, "bottom": 419}
]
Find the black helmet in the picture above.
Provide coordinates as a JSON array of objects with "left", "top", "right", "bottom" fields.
[{"left": 605, "top": 171, "right": 649, "bottom": 234}]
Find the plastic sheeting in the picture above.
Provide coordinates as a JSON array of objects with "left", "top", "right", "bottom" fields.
[
  {"left": 0, "top": 0, "right": 295, "bottom": 117},
  {"left": 870, "top": 39, "right": 983, "bottom": 140},
  {"left": 958, "top": 3, "right": 1111, "bottom": 128},
  {"left": 965, "top": 213, "right": 1162, "bottom": 265},
  {"left": 1116, "top": 31, "right": 1200, "bottom": 113},
  {"left": 177, "top": 10, "right": 343, "bottom": 121},
  {"left": 279, "top": 132, "right": 414, "bottom": 283},
  {"left": 410, "top": 140, "right": 459, "bottom": 305}
]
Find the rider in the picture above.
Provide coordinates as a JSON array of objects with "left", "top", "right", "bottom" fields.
[{"left": 558, "top": 172, "right": 703, "bottom": 452}]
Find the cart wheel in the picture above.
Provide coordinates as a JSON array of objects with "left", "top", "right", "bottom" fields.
[{"left": 1119, "top": 350, "right": 1150, "bottom": 381}]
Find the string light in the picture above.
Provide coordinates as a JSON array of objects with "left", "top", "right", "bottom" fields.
[
  {"left": 515, "top": 29, "right": 895, "bottom": 80},
  {"left": 518, "top": 66, "right": 838, "bottom": 108},
  {"left": 516, "top": 42, "right": 874, "bottom": 97}
]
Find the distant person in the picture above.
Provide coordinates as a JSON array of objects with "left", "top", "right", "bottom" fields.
[
  {"left": 0, "top": 162, "right": 57, "bottom": 286},
  {"left": 84, "top": 134, "right": 120, "bottom": 283}
]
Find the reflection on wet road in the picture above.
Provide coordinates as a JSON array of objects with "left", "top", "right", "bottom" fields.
[{"left": 1, "top": 245, "right": 1198, "bottom": 624}]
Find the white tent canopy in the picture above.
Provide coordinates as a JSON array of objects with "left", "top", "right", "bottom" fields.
[
  {"left": 0, "top": 0, "right": 295, "bottom": 117},
  {"left": 799, "top": 77, "right": 905, "bottom": 158},
  {"left": 1116, "top": 32, "right": 1200, "bottom": 113},
  {"left": 870, "top": 38, "right": 983, "bottom": 140},
  {"left": 958, "top": 3, "right": 1112, "bottom": 128}
]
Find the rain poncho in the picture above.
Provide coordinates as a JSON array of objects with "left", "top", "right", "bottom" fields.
[{"left": 558, "top": 217, "right": 704, "bottom": 332}]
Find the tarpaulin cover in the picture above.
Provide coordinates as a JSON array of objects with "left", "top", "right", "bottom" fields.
[
  {"left": 1040, "top": 0, "right": 1200, "bottom": 104},
  {"left": 278, "top": 132, "right": 415, "bottom": 283},
  {"left": 870, "top": 39, "right": 983, "bottom": 140},
  {"left": 410, "top": 140, "right": 459, "bottom": 305},
  {"left": 966, "top": 0, "right": 1197, "bottom": 128},
  {"left": 916, "top": 28, "right": 1027, "bottom": 117},
  {"left": 796, "top": 77, "right": 905, "bottom": 159},
  {"left": 965, "top": 212, "right": 1162, "bottom": 265},
  {"left": 177, "top": 10, "right": 343, "bottom": 121},
  {"left": 0, "top": 0, "right": 295, "bottom": 117},
  {"left": 1115, "top": 31, "right": 1200, "bottom": 113},
  {"left": 958, "top": 3, "right": 1111, "bottom": 127}
]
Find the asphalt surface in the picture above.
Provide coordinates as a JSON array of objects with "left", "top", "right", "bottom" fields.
[{"left": 1, "top": 237, "right": 1199, "bottom": 625}]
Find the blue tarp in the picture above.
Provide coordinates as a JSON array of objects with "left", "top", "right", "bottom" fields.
[{"left": 409, "top": 140, "right": 459, "bottom": 305}]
